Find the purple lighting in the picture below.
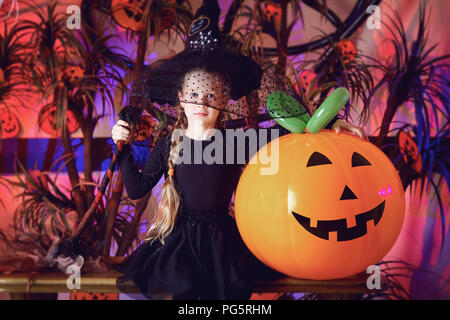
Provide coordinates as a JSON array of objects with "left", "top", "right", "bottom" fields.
[{"left": 378, "top": 186, "right": 393, "bottom": 197}]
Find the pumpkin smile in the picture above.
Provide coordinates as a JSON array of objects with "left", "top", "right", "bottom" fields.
[{"left": 292, "top": 200, "right": 385, "bottom": 241}]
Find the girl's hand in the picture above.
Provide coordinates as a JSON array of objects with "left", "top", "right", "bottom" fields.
[
  {"left": 331, "top": 119, "right": 368, "bottom": 141},
  {"left": 111, "top": 120, "right": 131, "bottom": 145}
]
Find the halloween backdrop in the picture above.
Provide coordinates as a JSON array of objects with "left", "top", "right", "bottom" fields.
[{"left": 0, "top": 0, "right": 448, "bottom": 300}]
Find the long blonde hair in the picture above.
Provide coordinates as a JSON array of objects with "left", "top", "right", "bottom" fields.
[{"left": 145, "top": 104, "right": 225, "bottom": 244}]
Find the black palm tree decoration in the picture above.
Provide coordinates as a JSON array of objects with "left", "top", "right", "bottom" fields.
[{"left": 366, "top": 3, "right": 449, "bottom": 251}]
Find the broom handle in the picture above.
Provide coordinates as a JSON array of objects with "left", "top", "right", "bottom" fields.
[{"left": 71, "top": 140, "right": 125, "bottom": 238}]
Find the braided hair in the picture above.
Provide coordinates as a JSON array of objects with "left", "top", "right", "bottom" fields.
[{"left": 145, "top": 68, "right": 228, "bottom": 244}]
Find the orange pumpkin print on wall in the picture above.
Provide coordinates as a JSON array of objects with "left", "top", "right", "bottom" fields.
[
  {"left": 336, "top": 39, "right": 357, "bottom": 64},
  {"left": 294, "top": 69, "right": 318, "bottom": 95},
  {"left": 133, "top": 115, "right": 155, "bottom": 142},
  {"left": 0, "top": 109, "right": 21, "bottom": 138},
  {"left": 38, "top": 103, "right": 79, "bottom": 137},
  {"left": 235, "top": 130, "right": 405, "bottom": 280},
  {"left": 111, "top": 0, "right": 176, "bottom": 33}
]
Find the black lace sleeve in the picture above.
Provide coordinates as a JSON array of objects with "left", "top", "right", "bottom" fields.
[{"left": 118, "top": 135, "right": 169, "bottom": 200}]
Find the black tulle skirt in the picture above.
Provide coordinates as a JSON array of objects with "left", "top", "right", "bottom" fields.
[{"left": 113, "top": 210, "right": 283, "bottom": 300}]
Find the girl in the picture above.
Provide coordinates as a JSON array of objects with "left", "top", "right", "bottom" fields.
[{"left": 112, "top": 1, "right": 367, "bottom": 300}]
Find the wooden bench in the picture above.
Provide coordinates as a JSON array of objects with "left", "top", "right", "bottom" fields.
[
  {"left": 0, "top": 270, "right": 383, "bottom": 300},
  {"left": 0, "top": 257, "right": 385, "bottom": 299}
]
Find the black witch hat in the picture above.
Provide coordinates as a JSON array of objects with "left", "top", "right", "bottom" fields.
[{"left": 131, "top": 0, "right": 264, "bottom": 115}]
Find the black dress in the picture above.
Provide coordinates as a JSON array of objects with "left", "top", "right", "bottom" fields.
[
  {"left": 113, "top": 127, "right": 287, "bottom": 300},
  {"left": 113, "top": 117, "right": 341, "bottom": 299}
]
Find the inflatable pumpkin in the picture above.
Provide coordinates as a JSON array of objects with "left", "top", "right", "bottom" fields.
[{"left": 235, "top": 130, "right": 405, "bottom": 280}]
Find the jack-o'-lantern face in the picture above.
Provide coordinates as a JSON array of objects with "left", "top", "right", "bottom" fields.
[
  {"left": 0, "top": 109, "right": 21, "bottom": 138},
  {"left": 235, "top": 130, "right": 405, "bottom": 280},
  {"left": 38, "top": 103, "right": 79, "bottom": 136},
  {"left": 133, "top": 115, "right": 155, "bottom": 142},
  {"left": 291, "top": 150, "right": 386, "bottom": 242},
  {"left": 398, "top": 131, "right": 422, "bottom": 172},
  {"left": 337, "top": 40, "right": 357, "bottom": 64},
  {"left": 64, "top": 66, "right": 84, "bottom": 84},
  {"left": 261, "top": 1, "right": 281, "bottom": 24},
  {"left": 294, "top": 70, "right": 317, "bottom": 95},
  {"left": 111, "top": 0, "right": 176, "bottom": 33},
  {"left": 112, "top": 0, "right": 147, "bottom": 31}
]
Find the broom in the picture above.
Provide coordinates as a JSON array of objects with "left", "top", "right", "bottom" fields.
[{"left": 53, "top": 106, "right": 142, "bottom": 265}]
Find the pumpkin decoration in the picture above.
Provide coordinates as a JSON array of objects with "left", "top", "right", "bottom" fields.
[
  {"left": 111, "top": 0, "right": 176, "bottom": 33},
  {"left": 133, "top": 115, "right": 155, "bottom": 142},
  {"left": 70, "top": 292, "right": 118, "bottom": 300},
  {"left": 38, "top": 104, "right": 79, "bottom": 137},
  {"left": 336, "top": 39, "right": 357, "bottom": 64},
  {"left": 64, "top": 66, "right": 84, "bottom": 84},
  {"left": 261, "top": 1, "right": 281, "bottom": 25},
  {"left": 398, "top": 131, "right": 422, "bottom": 173},
  {"left": 57, "top": 66, "right": 84, "bottom": 87},
  {"left": 294, "top": 70, "right": 318, "bottom": 95},
  {"left": 0, "top": 109, "right": 21, "bottom": 138},
  {"left": 111, "top": 0, "right": 147, "bottom": 31},
  {"left": 235, "top": 130, "right": 405, "bottom": 280}
]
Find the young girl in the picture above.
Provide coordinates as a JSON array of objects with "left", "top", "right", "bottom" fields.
[{"left": 111, "top": 1, "right": 367, "bottom": 300}]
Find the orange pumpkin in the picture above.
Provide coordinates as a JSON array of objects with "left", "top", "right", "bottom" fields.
[
  {"left": 38, "top": 104, "right": 79, "bottom": 137},
  {"left": 235, "top": 130, "right": 405, "bottom": 280},
  {"left": 70, "top": 292, "right": 118, "bottom": 300},
  {"left": 261, "top": 1, "right": 281, "bottom": 24},
  {"left": 64, "top": 66, "right": 84, "bottom": 84},
  {"left": 111, "top": 0, "right": 176, "bottom": 33},
  {"left": 398, "top": 131, "right": 422, "bottom": 173},
  {"left": 294, "top": 69, "right": 318, "bottom": 95},
  {"left": 336, "top": 39, "right": 357, "bottom": 64},
  {"left": 0, "top": 109, "right": 21, "bottom": 138}
]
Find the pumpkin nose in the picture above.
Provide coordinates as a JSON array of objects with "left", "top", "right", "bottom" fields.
[{"left": 340, "top": 185, "right": 358, "bottom": 200}]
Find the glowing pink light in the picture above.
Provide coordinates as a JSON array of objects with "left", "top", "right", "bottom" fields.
[{"left": 377, "top": 186, "right": 393, "bottom": 197}]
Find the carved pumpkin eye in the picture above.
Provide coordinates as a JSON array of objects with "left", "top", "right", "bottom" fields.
[
  {"left": 307, "top": 152, "right": 332, "bottom": 167},
  {"left": 351, "top": 152, "right": 371, "bottom": 167}
]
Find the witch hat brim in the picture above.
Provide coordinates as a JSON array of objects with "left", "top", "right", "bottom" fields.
[
  {"left": 131, "top": 0, "right": 263, "bottom": 111},
  {"left": 133, "top": 47, "right": 263, "bottom": 107}
]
